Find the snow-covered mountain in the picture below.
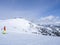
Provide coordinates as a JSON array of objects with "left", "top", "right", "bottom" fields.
[
  {"left": 0, "top": 18, "right": 38, "bottom": 34},
  {"left": 0, "top": 18, "right": 60, "bottom": 37},
  {"left": 36, "top": 24, "right": 60, "bottom": 36}
]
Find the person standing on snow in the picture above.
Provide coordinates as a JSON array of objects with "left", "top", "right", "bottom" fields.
[{"left": 3, "top": 26, "right": 6, "bottom": 34}]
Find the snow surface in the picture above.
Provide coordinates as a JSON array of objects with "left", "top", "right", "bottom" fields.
[
  {"left": 0, "top": 18, "right": 60, "bottom": 45},
  {"left": 0, "top": 32, "right": 60, "bottom": 45},
  {"left": 0, "top": 18, "right": 38, "bottom": 34}
]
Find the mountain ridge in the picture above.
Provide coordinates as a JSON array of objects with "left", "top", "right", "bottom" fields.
[{"left": 0, "top": 18, "right": 60, "bottom": 37}]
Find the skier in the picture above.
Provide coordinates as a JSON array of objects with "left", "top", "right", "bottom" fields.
[
  {"left": 4, "top": 26, "right": 6, "bottom": 31},
  {"left": 3, "top": 26, "right": 6, "bottom": 34}
]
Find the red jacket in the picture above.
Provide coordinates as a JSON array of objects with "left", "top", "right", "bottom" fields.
[{"left": 4, "top": 26, "right": 6, "bottom": 31}]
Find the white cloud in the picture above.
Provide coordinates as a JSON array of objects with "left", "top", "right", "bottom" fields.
[{"left": 37, "top": 15, "right": 60, "bottom": 25}]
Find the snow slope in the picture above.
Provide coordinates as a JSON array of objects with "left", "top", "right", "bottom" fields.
[
  {"left": 0, "top": 18, "right": 60, "bottom": 45},
  {"left": 0, "top": 32, "right": 60, "bottom": 45},
  {"left": 0, "top": 18, "right": 60, "bottom": 36},
  {"left": 0, "top": 18, "right": 37, "bottom": 34}
]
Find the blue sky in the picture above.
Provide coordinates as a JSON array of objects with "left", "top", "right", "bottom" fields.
[{"left": 0, "top": 0, "right": 60, "bottom": 21}]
